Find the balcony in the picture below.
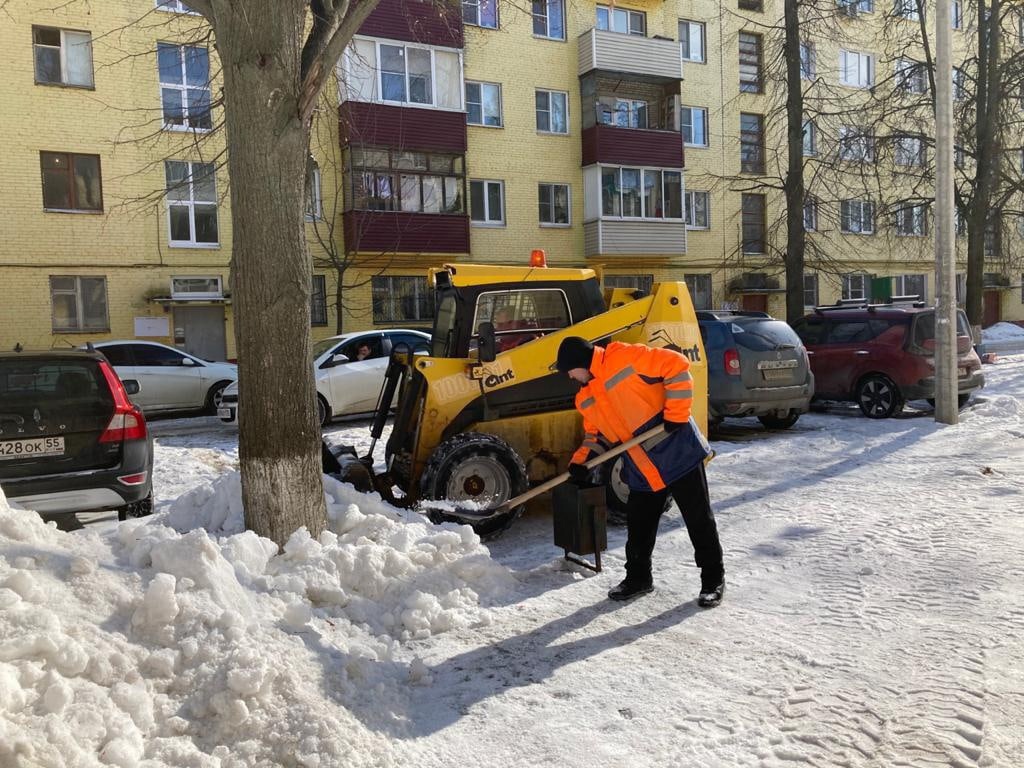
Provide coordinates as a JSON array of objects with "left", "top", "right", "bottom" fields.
[
  {"left": 583, "top": 220, "right": 686, "bottom": 258},
  {"left": 342, "top": 210, "right": 470, "bottom": 255},
  {"left": 577, "top": 28, "right": 683, "bottom": 82},
  {"left": 359, "top": 0, "right": 463, "bottom": 48},
  {"left": 582, "top": 124, "right": 683, "bottom": 168},
  {"left": 339, "top": 102, "right": 467, "bottom": 154}
]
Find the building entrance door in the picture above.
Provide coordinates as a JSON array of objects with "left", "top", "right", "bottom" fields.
[
  {"left": 173, "top": 306, "right": 227, "bottom": 361},
  {"left": 740, "top": 293, "right": 768, "bottom": 312},
  {"left": 982, "top": 291, "right": 1001, "bottom": 328}
]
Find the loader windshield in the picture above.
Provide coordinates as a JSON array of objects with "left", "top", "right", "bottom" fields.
[{"left": 432, "top": 292, "right": 458, "bottom": 357}]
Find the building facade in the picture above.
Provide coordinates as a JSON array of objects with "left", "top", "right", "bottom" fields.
[{"left": 2, "top": 0, "right": 1023, "bottom": 357}]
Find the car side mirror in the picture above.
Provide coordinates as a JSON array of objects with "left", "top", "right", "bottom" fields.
[
  {"left": 123, "top": 379, "right": 141, "bottom": 395},
  {"left": 330, "top": 353, "right": 350, "bottom": 366},
  {"left": 477, "top": 322, "right": 497, "bottom": 364},
  {"left": 181, "top": 357, "right": 196, "bottom": 367}
]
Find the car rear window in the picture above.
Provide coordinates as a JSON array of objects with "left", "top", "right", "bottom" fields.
[
  {"left": 911, "top": 311, "right": 972, "bottom": 345},
  {"left": 731, "top": 319, "right": 801, "bottom": 351},
  {"left": 0, "top": 359, "right": 113, "bottom": 423}
]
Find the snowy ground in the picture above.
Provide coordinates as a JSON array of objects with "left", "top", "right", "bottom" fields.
[{"left": 1, "top": 354, "right": 1023, "bottom": 767}]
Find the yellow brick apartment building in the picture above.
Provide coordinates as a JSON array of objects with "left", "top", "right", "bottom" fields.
[{"left": 1, "top": 0, "right": 1021, "bottom": 359}]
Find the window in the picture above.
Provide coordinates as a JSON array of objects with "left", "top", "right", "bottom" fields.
[
  {"left": 842, "top": 273, "right": 870, "bottom": 301},
  {"left": 347, "top": 148, "right": 464, "bottom": 214},
  {"left": 740, "top": 113, "right": 765, "bottom": 173},
  {"left": 893, "top": 0, "right": 919, "bottom": 21},
  {"left": 462, "top": 0, "right": 497, "bottom": 29},
  {"left": 952, "top": 0, "right": 962, "bottom": 28},
  {"left": 165, "top": 161, "right": 218, "bottom": 245},
  {"left": 158, "top": 43, "right": 212, "bottom": 130},
  {"left": 305, "top": 158, "right": 322, "bottom": 220},
  {"left": 679, "top": 20, "right": 706, "bottom": 63},
  {"left": 536, "top": 90, "right": 569, "bottom": 133},
  {"left": 838, "top": 125, "right": 875, "bottom": 163},
  {"left": 840, "top": 199, "right": 875, "bottom": 234},
  {"left": 33, "top": 27, "right": 93, "bottom": 87},
  {"left": 601, "top": 167, "right": 682, "bottom": 219},
  {"left": 681, "top": 107, "right": 708, "bottom": 147},
  {"left": 840, "top": 49, "right": 875, "bottom": 88},
  {"left": 466, "top": 81, "right": 502, "bottom": 127},
  {"left": 685, "top": 190, "right": 710, "bottom": 229},
  {"left": 311, "top": 275, "right": 328, "bottom": 326},
  {"left": 597, "top": 5, "right": 645, "bottom": 35},
  {"left": 472, "top": 289, "right": 571, "bottom": 352},
  {"left": 953, "top": 67, "right": 966, "bottom": 101},
  {"left": 895, "top": 204, "right": 927, "bottom": 236},
  {"left": 739, "top": 0, "right": 763, "bottom": 10},
  {"left": 803, "top": 273, "right": 819, "bottom": 307},
  {"left": 533, "top": 0, "right": 565, "bottom": 40},
  {"left": 538, "top": 183, "right": 570, "bottom": 225},
  {"left": 894, "top": 135, "right": 925, "bottom": 167},
  {"left": 800, "top": 41, "right": 815, "bottom": 79},
  {"left": 741, "top": 193, "right": 766, "bottom": 253},
  {"left": 170, "top": 276, "right": 221, "bottom": 298},
  {"left": 372, "top": 276, "right": 435, "bottom": 323},
  {"left": 606, "top": 274, "right": 655, "bottom": 294},
  {"left": 838, "top": 0, "right": 874, "bottom": 14},
  {"left": 803, "top": 197, "right": 818, "bottom": 231},
  {"left": 739, "top": 33, "right": 763, "bottom": 93},
  {"left": 343, "top": 39, "right": 462, "bottom": 109},
  {"left": 50, "top": 276, "right": 108, "bottom": 332},
  {"left": 896, "top": 58, "right": 926, "bottom": 94},
  {"left": 40, "top": 152, "right": 102, "bottom": 212},
  {"left": 685, "top": 274, "right": 712, "bottom": 310},
  {"left": 470, "top": 179, "right": 505, "bottom": 224},
  {"left": 802, "top": 120, "right": 817, "bottom": 156},
  {"left": 157, "top": 0, "right": 197, "bottom": 12},
  {"left": 895, "top": 273, "right": 926, "bottom": 299},
  {"left": 603, "top": 99, "right": 647, "bottom": 129}
]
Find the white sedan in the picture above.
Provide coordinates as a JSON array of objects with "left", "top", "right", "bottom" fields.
[
  {"left": 218, "top": 329, "right": 430, "bottom": 426},
  {"left": 91, "top": 340, "right": 238, "bottom": 415}
]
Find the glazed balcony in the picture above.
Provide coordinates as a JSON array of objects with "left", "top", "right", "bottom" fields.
[
  {"left": 342, "top": 210, "right": 470, "bottom": 255},
  {"left": 582, "top": 124, "right": 684, "bottom": 168},
  {"left": 359, "top": 0, "right": 463, "bottom": 48}
]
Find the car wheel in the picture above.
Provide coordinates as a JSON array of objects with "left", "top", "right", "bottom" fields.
[
  {"left": 205, "top": 381, "right": 232, "bottom": 415},
  {"left": 420, "top": 432, "right": 528, "bottom": 540},
  {"left": 604, "top": 457, "right": 630, "bottom": 526},
  {"left": 118, "top": 493, "right": 153, "bottom": 521},
  {"left": 758, "top": 410, "right": 800, "bottom": 429},
  {"left": 317, "top": 396, "right": 331, "bottom": 427},
  {"left": 856, "top": 375, "right": 904, "bottom": 418}
]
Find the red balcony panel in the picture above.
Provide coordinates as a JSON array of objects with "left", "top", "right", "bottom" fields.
[
  {"left": 581, "top": 124, "right": 685, "bottom": 168},
  {"left": 340, "top": 102, "right": 468, "bottom": 153},
  {"left": 343, "top": 210, "right": 470, "bottom": 255},
  {"left": 359, "top": 0, "right": 463, "bottom": 48}
]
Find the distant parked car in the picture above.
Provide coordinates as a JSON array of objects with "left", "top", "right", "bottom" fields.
[
  {"left": 90, "top": 340, "right": 237, "bottom": 415},
  {"left": 0, "top": 348, "right": 153, "bottom": 520},
  {"left": 697, "top": 310, "right": 815, "bottom": 429},
  {"left": 219, "top": 329, "right": 431, "bottom": 426},
  {"left": 790, "top": 303, "right": 985, "bottom": 418}
]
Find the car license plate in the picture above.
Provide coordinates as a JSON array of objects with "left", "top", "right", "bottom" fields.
[
  {"left": 761, "top": 369, "right": 793, "bottom": 381},
  {"left": 0, "top": 436, "right": 65, "bottom": 460},
  {"left": 217, "top": 408, "right": 232, "bottom": 419},
  {"left": 757, "top": 359, "right": 799, "bottom": 370},
  {"left": 958, "top": 367, "right": 968, "bottom": 378}
]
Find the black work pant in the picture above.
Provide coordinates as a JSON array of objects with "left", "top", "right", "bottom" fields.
[{"left": 624, "top": 463, "right": 724, "bottom": 587}]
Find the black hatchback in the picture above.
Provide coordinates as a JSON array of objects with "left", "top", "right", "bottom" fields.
[
  {"left": 697, "top": 310, "right": 815, "bottom": 429},
  {"left": 0, "top": 349, "right": 153, "bottom": 522}
]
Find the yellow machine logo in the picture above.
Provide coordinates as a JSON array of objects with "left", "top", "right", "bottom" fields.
[{"left": 483, "top": 369, "right": 515, "bottom": 388}]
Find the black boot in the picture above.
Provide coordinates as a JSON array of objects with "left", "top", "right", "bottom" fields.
[
  {"left": 608, "top": 579, "right": 654, "bottom": 601},
  {"left": 698, "top": 576, "right": 725, "bottom": 608}
]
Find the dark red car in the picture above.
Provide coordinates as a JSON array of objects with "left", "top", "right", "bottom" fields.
[{"left": 790, "top": 304, "right": 985, "bottom": 418}]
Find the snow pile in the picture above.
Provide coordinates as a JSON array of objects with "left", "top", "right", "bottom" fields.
[
  {"left": 0, "top": 475, "right": 517, "bottom": 766},
  {"left": 981, "top": 321, "right": 1024, "bottom": 341}
]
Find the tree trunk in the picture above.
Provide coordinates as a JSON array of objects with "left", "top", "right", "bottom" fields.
[
  {"left": 783, "top": 0, "right": 806, "bottom": 322},
  {"left": 218, "top": 6, "right": 327, "bottom": 545}
]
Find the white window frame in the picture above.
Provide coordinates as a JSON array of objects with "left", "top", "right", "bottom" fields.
[
  {"left": 681, "top": 106, "right": 709, "bottom": 147},
  {"left": 158, "top": 42, "right": 212, "bottom": 132},
  {"left": 842, "top": 273, "right": 870, "bottom": 301},
  {"left": 684, "top": 190, "right": 710, "bottom": 229},
  {"left": 802, "top": 120, "right": 817, "bottom": 156},
  {"left": 470, "top": 179, "right": 505, "bottom": 226},
  {"left": 894, "top": 135, "right": 925, "bottom": 167},
  {"left": 838, "top": 0, "right": 874, "bottom": 15},
  {"left": 32, "top": 27, "right": 94, "bottom": 88},
  {"left": 952, "top": 0, "right": 963, "bottom": 28},
  {"left": 462, "top": 0, "right": 498, "bottom": 29},
  {"left": 343, "top": 37, "right": 465, "bottom": 111},
  {"left": 895, "top": 273, "right": 927, "bottom": 300},
  {"left": 536, "top": 89, "right": 569, "bottom": 134},
  {"left": 803, "top": 273, "right": 819, "bottom": 307},
  {"left": 684, "top": 274, "right": 712, "bottom": 310},
  {"left": 597, "top": 5, "right": 646, "bottom": 35},
  {"left": 800, "top": 41, "right": 815, "bottom": 79},
  {"left": 893, "top": 0, "right": 919, "bottom": 21},
  {"left": 839, "top": 125, "right": 875, "bottom": 163},
  {"left": 165, "top": 160, "right": 219, "bottom": 247},
  {"left": 601, "top": 166, "right": 684, "bottom": 221},
  {"left": 841, "top": 199, "right": 875, "bottom": 234},
  {"left": 679, "top": 20, "right": 706, "bottom": 63},
  {"left": 953, "top": 67, "right": 966, "bottom": 101},
  {"left": 49, "top": 276, "right": 109, "bottom": 333},
  {"left": 170, "top": 276, "right": 223, "bottom": 299},
  {"left": 533, "top": 0, "right": 566, "bottom": 41},
  {"left": 465, "top": 81, "right": 502, "bottom": 127},
  {"left": 840, "top": 49, "right": 875, "bottom": 88},
  {"left": 803, "top": 197, "right": 818, "bottom": 231},
  {"left": 538, "top": 182, "right": 571, "bottom": 226},
  {"left": 896, "top": 58, "right": 926, "bottom": 94},
  {"left": 156, "top": 0, "right": 199, "bottom": 13},
  {"left": 895, "top": 205, "right": 927, "bottom": 236}
]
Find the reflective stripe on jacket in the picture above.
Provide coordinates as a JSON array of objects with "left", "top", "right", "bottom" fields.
[{"left": 570, "top": 342, "right": 709, "bottom": 492}]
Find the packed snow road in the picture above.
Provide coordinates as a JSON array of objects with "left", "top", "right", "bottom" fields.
[{"left": 1, "top": 356, "right": 1022, "bottom": 767}]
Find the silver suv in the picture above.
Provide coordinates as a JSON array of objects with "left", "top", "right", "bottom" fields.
[{"left": 697, "top": 310, "right": 815, "bottom": 429}]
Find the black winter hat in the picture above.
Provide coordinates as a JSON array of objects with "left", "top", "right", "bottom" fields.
[{"left": 556, "top": 336, "right": 595, "bottom": 373}]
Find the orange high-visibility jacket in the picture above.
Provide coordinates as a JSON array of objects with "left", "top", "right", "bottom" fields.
[{"left": 570, "top": 342, "right": 710, "bottom": 492}]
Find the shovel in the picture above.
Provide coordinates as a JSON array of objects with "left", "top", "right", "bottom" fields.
[{"left": 424, "top": 424, "right": 666, "bottom": 521}]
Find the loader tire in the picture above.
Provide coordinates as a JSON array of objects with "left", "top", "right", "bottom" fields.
[{"left": 420, "top": 432, "right": 528, "bottom": 540}]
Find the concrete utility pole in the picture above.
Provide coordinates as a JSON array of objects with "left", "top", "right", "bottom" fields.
[{"left": 934, "top": 0, "right": 958, "bottom": 425}]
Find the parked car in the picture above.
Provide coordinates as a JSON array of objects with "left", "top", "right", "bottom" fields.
[
  {"left": 0, "top": 349, "right": 153, "bottom": 521},
  {"left": 697, "top": 310, "right": 815, "bottom": 429},
  {"left": 90, "top": 340, "right": 237, "bottom": 415},
  {"left": 218, "top": 329, "right": 431, "bottom": 426},
  {"left": 790, "top": 303, "right": 985, "bottom": 418}
]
